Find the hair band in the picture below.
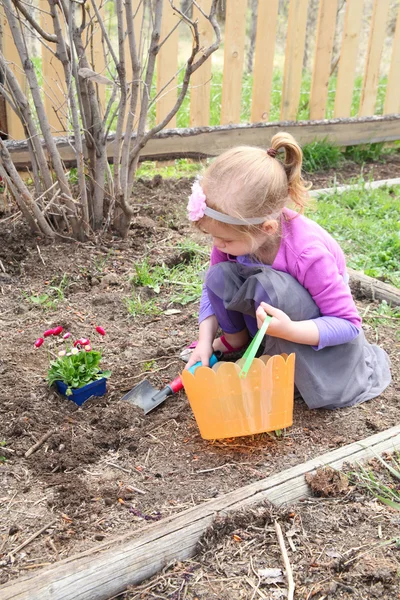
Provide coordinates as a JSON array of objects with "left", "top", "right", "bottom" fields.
[
  {"left": 266, "top": 147, "right": 277, "bottom": 158},
  {"left": 187, "top": 179, "right": 278, "bottom": 224}
]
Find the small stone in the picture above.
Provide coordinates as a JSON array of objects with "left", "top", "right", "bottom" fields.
[
  {"left": 9, "top": 525, "right": 19, "bottom": 535},
  {"left": 94, "top": 534, "right": 105, "bottom": 541}
]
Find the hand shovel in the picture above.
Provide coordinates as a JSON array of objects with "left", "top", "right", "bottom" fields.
[{"left": 121, "top": 352, "right": 221, "bottom": 414}]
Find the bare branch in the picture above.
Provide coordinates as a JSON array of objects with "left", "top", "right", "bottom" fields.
[{"left": 11, "top": 0, "right": 58, "bottom": 43}]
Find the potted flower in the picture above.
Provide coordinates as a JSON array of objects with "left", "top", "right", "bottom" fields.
[{"left": 34, "top": 326, "right": 111, "bottom": 405}]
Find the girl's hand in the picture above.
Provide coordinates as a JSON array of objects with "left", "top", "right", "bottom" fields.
[
  {"left": 256, "top": 302, "right": 293, "bottom": 339},
  {"left": 185, "top": 340, "right": 213, "bottom": 370}
]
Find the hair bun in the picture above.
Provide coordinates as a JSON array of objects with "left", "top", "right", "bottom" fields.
[{"left": 266, "top": 147, "right": 277, "bottom": 158}]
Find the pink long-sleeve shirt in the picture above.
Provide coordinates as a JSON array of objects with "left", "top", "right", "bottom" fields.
[{"left": 199, "top": 208, "right": 361, "bottom": 350}]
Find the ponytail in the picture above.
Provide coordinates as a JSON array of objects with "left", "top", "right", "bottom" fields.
[{"left": 269, "top": 132, "right": 311, "bottom": 212}]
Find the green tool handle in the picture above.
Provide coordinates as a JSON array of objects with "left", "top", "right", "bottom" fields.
[{"left": 239, "top": 315, "right": 272, "bottom": 379}]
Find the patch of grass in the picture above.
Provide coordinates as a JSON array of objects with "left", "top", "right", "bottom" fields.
[
  {"left": 350, "top": 452, "right": 400, "bottom": 511},
  {"left": 310, "top": 184, "right": 400, "bottom": 288},
  {"left": 0, "top": 440, "right": 7, "bottom": 464},
  {"left": 126, "top": 243, "right": 207, "bottom": 315},
  {"left": 23, "top": 273, "right": 71, "bottom": 310},
  {"left": 344, "top": 142, "right": 386, "bottom": 164},
  {"left": 136, "top": 159, "right": 204, "bottom": 180},
  {"left": 302, "top": 139, "right": 344, "bottom": 173},
  {"left": 123, "top": 295, "right": 162, "bottom": 317}
]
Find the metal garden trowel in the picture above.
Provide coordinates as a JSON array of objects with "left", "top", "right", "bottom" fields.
[{"left": 121, "top": 352, "right": 221, "bottom": 414}]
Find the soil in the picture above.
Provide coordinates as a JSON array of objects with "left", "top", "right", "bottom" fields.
[
  {"left": 0, "top": 155, "right": 399, "bottom": 597},
  {"left": 123, "top": 474, "right": 400, "bottom": 600}
]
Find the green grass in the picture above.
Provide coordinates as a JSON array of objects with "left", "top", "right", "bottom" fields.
[
  {"left": 23, "top": 273, "right": 71, "bottom": 310},
  {"left": 350, "top": 452, "right": 400, "bottom": 511},
  {"left": 302, "top": 139, "right": 344, "bottom": 173},
  {"left": 125, "top": 241, "right": 207, "bottom": 315},
  {"left": 309, "top": 184, "right": 400, "bottom": 288}
]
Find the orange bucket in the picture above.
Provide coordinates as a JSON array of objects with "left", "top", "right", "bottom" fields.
[{"left": 181, "top": 354, "right": 295, "bottom": 440}]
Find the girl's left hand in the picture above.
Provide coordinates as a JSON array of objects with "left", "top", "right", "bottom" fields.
[{"left": 256, "top": 302, "right": 293, "bottom": 340}]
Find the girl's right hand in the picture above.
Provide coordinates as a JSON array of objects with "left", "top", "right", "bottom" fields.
[{"left": 185, "top": 340, "right": 213, "bottom": 370}]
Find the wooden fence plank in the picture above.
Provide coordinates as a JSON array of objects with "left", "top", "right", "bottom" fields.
[
  {"left": 334, "top": 0, "right": 364, "bottom": 118},
  {"left": 189, "top": 0, "right": 213, "bottom": 127},
  {"left": 6, "top": 115, "right": 400, "bottom": 168},
  {"left": 384, "top": 5, "right": 400, "bottom": 115},
  {"left": 310, "top": 0, "right": 338, "bottom": 120},
  {"left": 40, "top": 0, "right": 67, "bottom": 135},
  {"left": 220, "top": 0, "right": 247, "bottom": 125},
  {"left": 359, "top": 0, "right": 390, "bottom": 117},
  {"left": 281, "top": 0, "right": 309, "bottom": 121},
  {"left": 1, "top": 5, "right": 25, "bottom": 140},
  {"left": 250, "top": 0, "right": 279, "bottom": 123},
  {"left": 156, "top": 0, "right": 179, "bottom": 127},
  {"left": 1, "top": 425, "right": 400, "bottom": 600}
]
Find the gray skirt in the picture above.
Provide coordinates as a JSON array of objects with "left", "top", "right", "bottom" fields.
[{"left": 205, "top": 262, "right": 391, "bottom": 410}]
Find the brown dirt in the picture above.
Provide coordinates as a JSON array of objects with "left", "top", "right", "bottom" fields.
[
  {"left": 123, "top": 484, "right": 400, "bottom": 599},
  {"left": 0, "top": 160, "right": 399, "bottom": 595}
]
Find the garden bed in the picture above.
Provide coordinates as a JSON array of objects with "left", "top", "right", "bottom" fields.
[{"left": 0, "top": 164, "right": 399, "bottom": 593}]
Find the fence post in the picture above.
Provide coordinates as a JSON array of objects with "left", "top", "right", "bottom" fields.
[
  {"left": 40, "top": 0, "right": 67, "bottom": 135},
  {"left": 280, "top": 0, "right": 309, "bottom": 121},
  {"left": 190, "top": 0, "right": 213, "bottom": 127},
  {"left": 384, "top": 6, "right": 400, "bottom": 115},
  {"left": 359, "top": 0, "right": 390, "bottom": 117},
  {"left": 0, "top": 5, "right": 26, "bottom": 140},
  {"left": 220, "top": 0, "right": 247, "bottom": 125},
  {"left": 309, "top": 0, "right": 338, "bottom": 120},
  {"left": 250, "top": 0, "right": 279, "bottom": 123},
  {"left": 156, "top": 0, "right": 179, "bottom": 127}
]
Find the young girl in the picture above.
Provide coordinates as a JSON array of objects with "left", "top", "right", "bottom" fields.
[{"left": 184, "top": 132, "right": 391, "bottom": 410}]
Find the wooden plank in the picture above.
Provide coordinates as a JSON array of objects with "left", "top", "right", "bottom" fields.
[
  {"left": 348, "top": 268, "right": 400, "bottom": 307},
  {"left": 280, "top": 0, "right": 309, "bottom": 121},
  {"left": 384, "top": 5, "right": 400, "bottom": 115},
  {"left": 40, "top": 0, "right": 67, "bottom": 134},
  {"left": 220, "top": 0, "right": 247, "bottom": 125},
  {"left": 156, "top": 0, "right": 179, "bottom": 127},
  {"left": 2, "top": 425, "right": 400, "bottom": 600},
  {"left": 310, "top": 0, "right": 338, "bottom": 120},
  {"left": 0, "top": 5, "right": 25, "bottom": 140},
  {"left": 190, "top": 0, "right": 213, "bottom": 127},
  {"left": 6, "top": 115, "right": 400, "bottom": 168},
  {"left": 250, "top": 0, "right": 279, "bottom": 123},
  {"left": 334, "top": 0, "right": 364, "bottom": 118},
  {"left": 359, "top": 0, "right": 390, "bottom": 117}
]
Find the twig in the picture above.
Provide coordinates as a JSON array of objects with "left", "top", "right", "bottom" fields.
[
  {"left": 9, "top": 520, "right": 57, "bottom": 557},
  {"left": 25, "top": 430, "right": 56, "bottom": 458},
  {"left": 36, "top": 244, "right": 46, "bottom": 266},
  {"left": 275, "top": 520, "right": 295, "bottom": 600},
  {"left": 105, "top": 461, "right": 131, "bottom": 473},
  {"left": 244, "top": 577, "right": 268, "bottom": 599},
  {"left": 0, "top": 259, "right": 6, "bottom": 273}
]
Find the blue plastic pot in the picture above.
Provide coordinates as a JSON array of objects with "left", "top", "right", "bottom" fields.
[{"left": 55, "top": 377, "right": 107, "bottom": 406}]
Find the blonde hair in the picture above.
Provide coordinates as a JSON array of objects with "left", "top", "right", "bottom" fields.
[{"left": 197, "top": 132, "right": 311, "bottom": 236}]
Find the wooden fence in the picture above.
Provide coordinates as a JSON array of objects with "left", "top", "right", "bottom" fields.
[{"left": 1, "top": 0, "right": 400, "bottom": 143}]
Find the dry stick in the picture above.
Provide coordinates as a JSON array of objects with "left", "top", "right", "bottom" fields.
[
  {"left": 8, "top": 520, "right": 57, "bottom": 557},
  {"left": 274, "top": 521, "right": 295, "bottom": 600},
  {"left": 25, "top": 430, "right": 56, "bottom": 458}
]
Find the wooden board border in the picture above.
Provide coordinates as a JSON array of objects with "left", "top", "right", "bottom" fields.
[
  {"left": 1, "top": 425, "right": 400, "bottom": 600},
  {"left": 5, "top": 115, "right": 400, "bottom": 169}
]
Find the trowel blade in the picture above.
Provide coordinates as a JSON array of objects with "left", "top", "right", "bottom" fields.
[{"left": 121, "top": 379, "right": 158, "bottom": 412}]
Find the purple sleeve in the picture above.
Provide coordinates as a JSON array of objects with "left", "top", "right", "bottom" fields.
[
  {"left": 198, "top": 247, "right": 229, "bottom": 324},
  {"left": 295, "top": 244, "right": 362, "bottom": 327},
  {"left": 312, "top": 316, "right": 361, "bottom": 350}
]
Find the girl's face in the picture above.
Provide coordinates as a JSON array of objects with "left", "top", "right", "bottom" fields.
[{"left": 200, "top": 220, "right": 267, "bottom": 256}]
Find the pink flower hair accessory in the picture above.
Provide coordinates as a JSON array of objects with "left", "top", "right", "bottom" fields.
[{"left": 187, "top": 180, "right": 207, "bottom": 222}]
